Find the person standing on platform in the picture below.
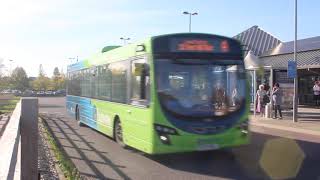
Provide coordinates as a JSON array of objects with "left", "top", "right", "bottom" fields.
[
  {"left": 272, "top": 83, "right": 283, "bottom": 119},
  {"left": 313, "top": 80, "right": 320, "bottom": 108},
  {"left": 256, "top": 84, "right": 267, "bottom": 117},
  {"left": 263, "top": 82, "right": 271, "bottom": 96}
]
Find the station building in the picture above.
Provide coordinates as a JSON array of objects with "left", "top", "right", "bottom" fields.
[{"left": 234, "top": 26, "right": 320, "bottom": 106}]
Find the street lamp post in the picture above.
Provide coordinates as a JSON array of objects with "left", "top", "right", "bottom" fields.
[
  {"left": 68, "top": 57, "right": 78, "bottom": 63},
  {"left": 120, "top": 37, "right": 130, "bottom": 45},
  {"left": 9, "top": 59, "right": 14, "bottom": 75},
  {"left": 68, "top": 58, "right": 74, "bottom": 63},
  {"left": 0, "top": 58, "right": 4, "bottom": 75},
  {"left": 183, "top": 11, "right": 198, "bottom": 32},
  {"left": 293, "top": 0, "right": 298, "bottom": 122}
]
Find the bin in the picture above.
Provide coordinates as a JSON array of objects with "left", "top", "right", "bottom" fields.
[{"left": 265, "top": 103, "right": 272, "bottom": 118}]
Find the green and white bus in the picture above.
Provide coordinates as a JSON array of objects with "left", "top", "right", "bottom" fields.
[{"left": 67, "top": 33, "right": 250, "bottom": 154}]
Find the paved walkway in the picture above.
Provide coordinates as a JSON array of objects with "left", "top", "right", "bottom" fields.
[{"left": 250, "top": 106, "right": 320, "bottom": 137}]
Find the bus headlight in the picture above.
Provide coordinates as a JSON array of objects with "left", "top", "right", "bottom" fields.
[
  {"left": 237, "top": 121, "right": 249, "bottom": 135},
  {"left": 154, "top": 124, "right": 179, "bottom": 135},
  {"left": 154, "top": 124, "right": 179, "bottom": 145}
]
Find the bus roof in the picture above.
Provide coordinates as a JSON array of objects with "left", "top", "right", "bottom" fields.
[
  {"left": 67, "top": 37, "right": 152, "bottom": 72},
  {"left": 67, "top": 33, "right": 241, "bottom": 72},
  {"left": 151, "top": 32, "right": 237, "bottom": 41}
]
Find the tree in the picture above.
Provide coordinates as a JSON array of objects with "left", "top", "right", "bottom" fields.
[
  {"left": 32, "top": 76, "right": 51, "bottom": 91},
  {"left": 32, "top": 64, "right": 50, "bottom": 90},
  {"left": 0, "top": 58, "right": 7, "bottom": 90},
  {"left": 10, "top": 67, "right": 29, "bottom": 91},
  {"left": 51, "top": 67, "right": 66, "bottom": 90},
  {"left": 58, "top": 72, "right": 66, "bottom": 90},
  {"left": 53, "top": 67, "right": 60, "bottom": 77},
  {"left": 0, "top": 76, "right": 11, "bottom": 90},
  {"left": 39, "top": 64, "right": 46, "bottom": 77}
]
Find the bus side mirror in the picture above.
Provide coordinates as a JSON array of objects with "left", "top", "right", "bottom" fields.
[
  {"left": 91, "top": 67, "right": 97, "bottom": 76},
  {"left": 134, "top": 63, "right": 149, "bottom": 76},
  {"left": 143, "top": 64, "right": 150, "bottom": 76}
]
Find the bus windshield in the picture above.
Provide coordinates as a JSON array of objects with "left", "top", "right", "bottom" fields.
[{"left": 155, "top": 59, "right": 246, "bottom": 118}]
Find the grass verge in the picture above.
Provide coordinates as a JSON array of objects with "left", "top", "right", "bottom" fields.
[
  {"left": 40, "top": 116, "right": 82, "bottom": 180},
  {"left": 0, "top": 96, "right": 20, "bottom": 114}
]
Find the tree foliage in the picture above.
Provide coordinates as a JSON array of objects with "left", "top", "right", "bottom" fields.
[
  {"left": 38, "top": 64, "right": 46, "bottom": 77},
  {"left": 31, "top": 64, "right": 50, "bottom": 91},
  {"left": 0, "top": 64, "right": 66, "bottom": 92},
  {"left": 0, "top": 76, "right": 11, "bottom": 90},
  {"left": 10, "top": 67, "right": 29, "bottom": 91},
  {"left": 51, "top": 67, "right": 66, "bottom": 90},
  {"left": 53, "top": 67, "right": 60, "bottom": 77},
  {"left": 32, "top": 76, "right": 51, "bottom": 91}
]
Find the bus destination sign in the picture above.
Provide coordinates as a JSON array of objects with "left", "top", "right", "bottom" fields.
[
  {"left": 171, "top": 38, "right": 230, "bottom": 53},
  {"left": 178, "top": 40, "right": 214, "bottom": 52}
]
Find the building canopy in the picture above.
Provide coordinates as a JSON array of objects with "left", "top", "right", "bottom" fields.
[
  {"left": 235, "top": 26, "right": 320, "bottom": 70},
  {"left": 244, "top": 51, "right": 261, "bottom": 69},
  {"left": 234, "top": 25, "right": 281, "bottom": 57}
]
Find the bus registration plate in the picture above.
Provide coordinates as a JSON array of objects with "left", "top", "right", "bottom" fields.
[{"left": 197, "top": 142, "right": 220, "bottom": 151}]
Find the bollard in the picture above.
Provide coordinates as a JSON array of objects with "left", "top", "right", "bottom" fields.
[{"left": 20, "top": 98, "right": 38, "bottom": 180}]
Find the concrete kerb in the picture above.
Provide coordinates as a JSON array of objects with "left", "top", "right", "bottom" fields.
[
  {"left": 250, "top": 117, "right": 320, "bottom": 137},
  {"left": 39, "top": 115, "right": 80, "bottom": 179},
  {"left": 39, "top": 117, "right": 67, "bottom": 180}
]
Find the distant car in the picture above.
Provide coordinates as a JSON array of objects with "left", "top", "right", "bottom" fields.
[
  {"left": 56, "top": 89, "right": 66, "bottom": 96},
  {"left": 52, "top": 91, "right": 57, "bottom": 95},
  {"left": 13, "top": 90, "right": 22, "bottom": 96},
  {"left": 31, "top": 90, "right": 37, "bottom": 95},
  {"left": 22, "top": 90, "right": 33, "bottom": 97},
  {"left": 1, "top": 89, "right": 12, "bottom": 94},
  {"left": 37, "top": 91, "right": 45, "bottom": 96},
  {"left": 45, "top": 91, "right": 52, "bottom": 95}
]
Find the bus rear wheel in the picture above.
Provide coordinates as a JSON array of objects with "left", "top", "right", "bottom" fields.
[
  {"left": 114, "top": 120, "right": 127, "bottom": 148},
  {"left": 75, "top": 106, "right": 84, "bottom": 127},
  {"left": 75, "top": 106, "right": 79, "bottom": 120}
]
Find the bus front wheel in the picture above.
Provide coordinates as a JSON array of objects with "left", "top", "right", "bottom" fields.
[{"left": 114, "top": 119, "right": 127, "bottom": 148}]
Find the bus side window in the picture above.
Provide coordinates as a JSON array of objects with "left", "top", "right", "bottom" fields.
[{"left": 131, "top": 58, "right": 150, "bottom": 106}]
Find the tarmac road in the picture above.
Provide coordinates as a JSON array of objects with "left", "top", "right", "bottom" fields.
[{"left": 39, "top": 97, "right": 320, "bottom": 180}]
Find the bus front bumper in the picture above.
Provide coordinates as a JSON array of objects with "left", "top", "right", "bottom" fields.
[{"left": 150, "top": 127, "right": 250, "bottom": 154}]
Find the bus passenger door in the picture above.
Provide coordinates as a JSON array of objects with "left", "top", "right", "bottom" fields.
[{"left": 124, "top": 57, "right": 152, "bottom": 150}]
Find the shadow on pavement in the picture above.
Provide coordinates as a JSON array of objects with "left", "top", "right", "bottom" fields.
[
  {"left": 147, "top": 132, "right": 320, "bottom": 180},
  {"left": 39, "top": 104, "right": 65, "bottom": 108},
  {"left": 146, "top": 134, "right": 267, "bottom": 180},
  {"left": 41, "top": 114, "right": 130, "bottom": 180},
  {"left": 40, "top": 112, "right": 320, "bottom": 180}
]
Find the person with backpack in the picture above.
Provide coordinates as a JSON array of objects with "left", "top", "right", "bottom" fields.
[
  {"left": 263, "top": 82, "right": 271, "bottom": 96},
  {"left": 272, "top": 83, "right": 283, "bottom": 119}
]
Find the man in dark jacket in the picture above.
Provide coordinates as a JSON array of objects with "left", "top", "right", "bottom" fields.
[{"left": 272, "top": 83, "right": 282, "bottom": 119}]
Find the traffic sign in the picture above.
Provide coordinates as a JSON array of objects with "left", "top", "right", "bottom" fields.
[{"left": 287, "top": 61, "right": 297, "bottom": 78}]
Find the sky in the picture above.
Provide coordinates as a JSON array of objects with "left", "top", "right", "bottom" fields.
[{"left": 0, "top": 0, "right": 319, "bottom": 77}]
